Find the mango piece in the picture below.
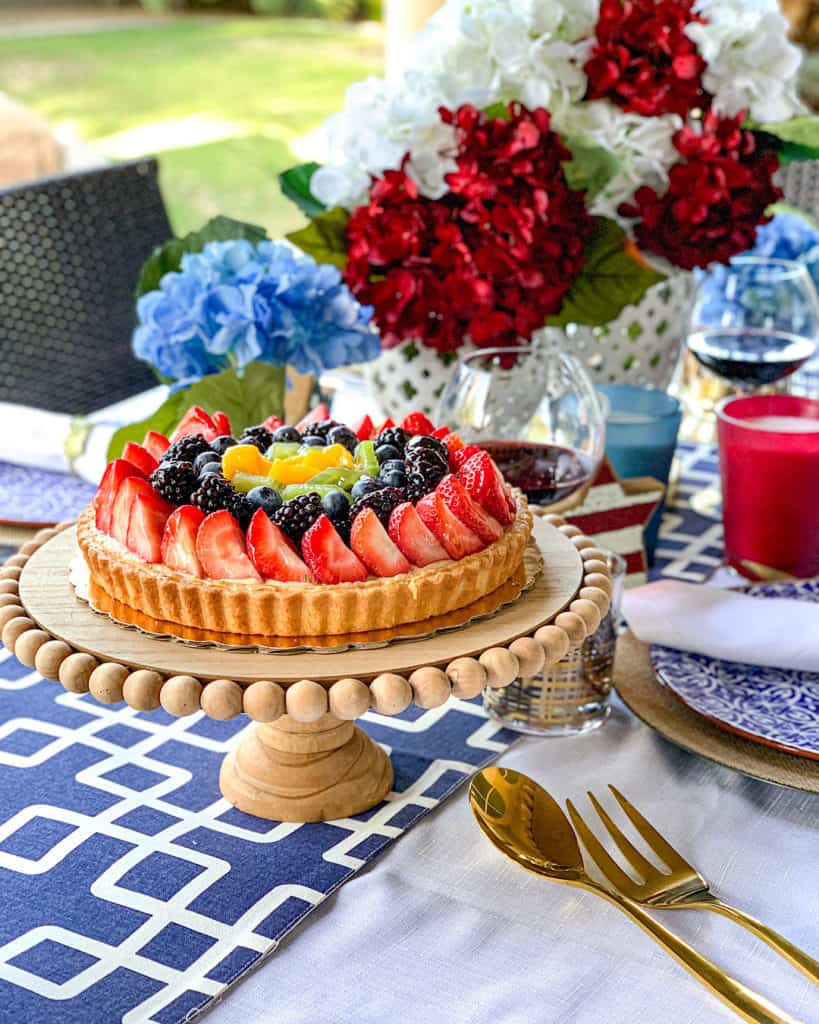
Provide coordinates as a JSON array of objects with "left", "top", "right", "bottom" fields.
[{"left": 222, "top": 444, "right": 272, "bottom": 481}]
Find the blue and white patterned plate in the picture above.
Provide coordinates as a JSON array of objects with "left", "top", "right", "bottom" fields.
[{"left": 651, "top": 580, "right": 819, "bottom": 761}]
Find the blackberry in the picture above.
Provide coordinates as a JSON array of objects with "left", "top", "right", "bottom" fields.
[
  {"left": 150, "top": 462, "right": 197, "bottom": 505},
  {"left": 191, "top": 475, "right": 235, "bottom": 516},
  {"left": 301, "top": 418, "right": 339, "bottom": 441},
  {"left": 229, "top": 492, "right": 255, "bottom": 530},
  {"left": 161, "top": 435, "right": 211, "bottom": 466},
  {"left": 405, "top": 455, "right": 447, "bottom": 503},
  {"left": 272, "top": 493, "right": 324, "bottom": 545},
  {"left": 406, "top": 435, "right": 448, "bottom": 465},
  {"left": 350, "top": 486, "right": 404, "bottom": 528},
  {"left": 374, "top": 427, "right": 408, "bottom": 452},
  {"left": 238, "top": 426, "right": 273, "bottom": 452}
]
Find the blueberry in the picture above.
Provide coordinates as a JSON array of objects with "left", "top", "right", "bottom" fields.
[
  {"left": 210, "top": 435, "right": 237, "bottom": 455},
  {"left": 375, "top": 443, "right": 402, "bottom": 464},
  {"left": 194, "top": 451, "right": 222, "bottom": 476},
  {"left": 246, "top": 486, "right": 283, "bottom": 518},
  {"left": 381, "top": 470, "right": 407, "bottom": 489},
  {"left": 322, "top": 489, "right": 349, "bottom": 518},
  {"left": 379, "top": 459, "right": 406, "bottom": 477},
  {"left": 327, "top": 425, "right": 358, "bottom": 453},
  {"left": 301, "top": 435, "right": 326, "bottom": 448},
  {"left": 272, "top": 425, "right": 301, "bottom": 444},
  {"left": 351, "top": 475, "right": 383, "bottom": 501}
]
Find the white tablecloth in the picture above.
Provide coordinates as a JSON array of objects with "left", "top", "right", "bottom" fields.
[{"left": 206, "top": 699, "right": 819, "bottom": 1024}]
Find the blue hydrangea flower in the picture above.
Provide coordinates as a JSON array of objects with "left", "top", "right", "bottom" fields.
[{"left": 133, "top": 239, "right": 377, "bottom": 386}]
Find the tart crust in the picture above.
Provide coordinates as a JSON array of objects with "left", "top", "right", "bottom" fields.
[{"left": 76, "top": 494, "right": 533, "bottom": 638}]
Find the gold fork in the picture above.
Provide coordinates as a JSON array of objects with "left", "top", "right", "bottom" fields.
[{"left": 566, "top": 786, "right": 819, "bottom": 987}]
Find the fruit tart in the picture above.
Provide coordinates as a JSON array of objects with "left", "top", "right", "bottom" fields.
[{"left": 77, "top": 405, "right": 533, "bottom": 638}]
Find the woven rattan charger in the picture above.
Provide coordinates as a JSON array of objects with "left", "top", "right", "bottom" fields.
[{"left": 0, "top": 515, "right": 611, "bottom": 822}]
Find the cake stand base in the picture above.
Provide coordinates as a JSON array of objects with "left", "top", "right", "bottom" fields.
[{"left": 219, "top": 713, "right": 394, "bottom": 822}]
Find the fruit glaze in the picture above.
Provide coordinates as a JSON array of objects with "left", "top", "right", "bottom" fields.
[{"left": 77, "top": 404, "right": 533, "bottom": 639}]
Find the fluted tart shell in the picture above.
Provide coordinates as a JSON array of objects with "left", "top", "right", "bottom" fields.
[{"left": 76, "top": 494, "right": 533, "bottom": 639}]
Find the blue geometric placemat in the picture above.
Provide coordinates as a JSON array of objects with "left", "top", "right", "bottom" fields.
[
  {"left": 0, "top": 651, "right": 517, "bottom": 1024},
  {"left": 0, "top": 462, "right": 96, "bottom": 526},
  {"left": 0, "top": 441, "right": 724, "bottom": 1023}
]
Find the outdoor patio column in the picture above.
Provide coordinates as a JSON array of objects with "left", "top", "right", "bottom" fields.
[{"left": 385, "top": 0, "right": 444, "bottom": 77}]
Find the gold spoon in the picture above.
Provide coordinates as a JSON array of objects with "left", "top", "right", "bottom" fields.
[{"left": 469, "top": 767, "right": 799, "bottom": 1024}]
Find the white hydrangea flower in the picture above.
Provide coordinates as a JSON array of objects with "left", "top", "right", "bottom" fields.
[
  {"left": 311, "top": 75, "right": 458, "bottom": 210},
  {"left": 686, "top": 0, "right": 806, "bottom": 123},
  {"left": 553, "top": 102, "right": 682, "bottom": 220}
]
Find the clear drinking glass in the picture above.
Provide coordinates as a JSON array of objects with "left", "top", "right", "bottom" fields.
[
  {"left": 688, "top": 258, "right": 819, "bottom": 516},
  {"left": 436, "top": 344, "right": 606, "bottom": 509},
  {"left": 483, "top": 552, "right": 626, "bottom": 736}
]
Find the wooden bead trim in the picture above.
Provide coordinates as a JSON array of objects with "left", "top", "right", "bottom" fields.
[{"left": 2, "top": 514, "right": 610, "bottom": 720}]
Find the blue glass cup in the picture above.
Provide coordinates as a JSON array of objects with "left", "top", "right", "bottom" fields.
[{"left": 596, "top": 384, "right": 682, "bottom": 565}]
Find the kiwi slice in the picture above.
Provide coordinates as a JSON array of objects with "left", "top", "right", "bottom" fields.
[
  {"left": 280, "top": 483, "right": 353, "bottom": 502},
  {"left": 306, "top": 467, "right": 363, "bottom": 489},
  {"left": 354, "top": 440, "right": 379, "bottom": 477}
]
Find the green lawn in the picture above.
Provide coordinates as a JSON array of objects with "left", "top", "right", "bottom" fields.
[{"left": 0, "top": 17, "right": 382, "bottom": 236}]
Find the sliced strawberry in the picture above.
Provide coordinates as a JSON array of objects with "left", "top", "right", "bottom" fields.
[
  {"left": 414, "top": 492, "right": 440, "bottom": 534},
  {"left": 353, "top": 414, "right": 375, "bottom": 441},
  {"left": 375, "top": 417, "right": 395, "bottom": 434},
  {"left": 161, "top": 505, "right": 205, "bottom": 577},
  {"left": 350, "top": 507, "right": 411, "bottom": 578},
  {"left": 433, "top": 493, "right": 484, "bottom": 559},
  {"left": 261, "top": 414, "right": 283, "bottom": 433},
  {"left": 431, "top": 425, "right": 451, "bottom": 440},
  {"left": 126, "top": 492, "right": 174, "bottom": 563},
  {"left": 388, "top": 501, "right": 449, "bottom": 567},
  {"left": 458, "top": 450, "right": 515, "bottom": 526},
  {"left": 213, "top": 411, "right": 233, "bottom": 436},
  {"left": 246, "top": 508, "right": 312, "bottom": 582},
  {"left": 110, "top": 476, "right": 154, "bottom": 545},
  {"left": 93, "top": 459, "right": 143, "bottom": 533},
  {"left": 142, "top": 430, "right": 170, "bottom": 460},
  {"left": 443, "top": 432, "right": 465, "bottom": 467},
  {"left": 123, "top": 441, "right": 159, "bottom": 477},
  {"left": 196, "top": 510, "right": 261, "bottom": 581},
  {"left": 301, "top": 514, "right": 369, "bottom": 584},
  {"left": 451, "top": 444, "right": 482, "bottom": 471},
  {"left": 170, "top": 405, "right": 218, "bottom": 444},
  {"left": 401, "top": 411, "right": 435, "bottom": 436},
  {"left": 296, "top": 402, "right": 330, "bottom": 433},
  {"left": 437, "top": 474, "right": 502, "bottom": 543}
]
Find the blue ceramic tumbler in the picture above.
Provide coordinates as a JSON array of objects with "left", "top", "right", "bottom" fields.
[{"left": 596, "top": 384, "right": 682, "bottom": 565}]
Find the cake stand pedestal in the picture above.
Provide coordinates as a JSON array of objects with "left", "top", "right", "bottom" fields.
[{"left": 0, "top": 516, "right": 612, "bottom": 822}]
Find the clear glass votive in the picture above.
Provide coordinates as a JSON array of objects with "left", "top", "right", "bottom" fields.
[{"left": 484, "top": 552, "right": 626, "bottom": 736}]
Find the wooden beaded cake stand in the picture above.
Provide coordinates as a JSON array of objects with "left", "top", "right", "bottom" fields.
[{"left": 0, "top": 515, "right": 611, "bottom": 823}]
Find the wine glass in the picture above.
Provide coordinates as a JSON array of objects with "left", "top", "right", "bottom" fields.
[
  {"left": 436, "top": 344, "right": 606, "bottom": 510},
  {"left": 688, "top": 257, "right": 819, "bottom": 516}
]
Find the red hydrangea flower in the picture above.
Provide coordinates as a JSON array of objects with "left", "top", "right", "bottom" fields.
[
  {"left": 618, "top": 112, "right": 782, "bottom": 271},
  {"left": 344, "top": 103, "right": 593, "bottom": 353},
  {"left": 584, "top": 0, "right": 708, "bottom": 118}
]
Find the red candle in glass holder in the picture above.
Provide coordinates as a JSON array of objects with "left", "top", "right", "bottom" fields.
[{"left": 717, "top": 395, "right": 819, "bottom": 578}]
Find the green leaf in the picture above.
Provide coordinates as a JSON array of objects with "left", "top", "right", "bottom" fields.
[
  {"left": 563, "top": 136, "right": 623, "bottom": 199},
  {"left": 136, "top": 215, "right": 269, "bottom": 298},
  {"left": 483, "top": 101, "right": 513, "bottom": 121},
  {"left": 279, "top": 163, "right": 327, "bottom": 219},
  {"left": 748, "top": 115, "right": 819, "bottom": 163},
  {"left": 106, "top": 363, "right": 286, "bottom": 461},
  {"left": 548, "top": 218, "right": 666, "bottom": 329},
  {"left": 286, "top": 207, "right": 350, "bottom": 270}
]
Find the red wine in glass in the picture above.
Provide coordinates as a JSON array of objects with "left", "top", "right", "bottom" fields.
[
  {"left": 482, "top": 440, "right": 596, "bottom": 506},
  {"left": 688, "top": 329, "right": 816, "bottom": 387}
]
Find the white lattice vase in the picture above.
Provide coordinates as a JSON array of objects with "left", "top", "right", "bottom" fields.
[
  {"left": 363, "top": 340, "right": 478, "bottom": 422},
  {"left": 534, "top": 271, "right": 694, "bottom": 390},
  {"left": 364, "top": 272, "right": 693, "bottom": 420}
]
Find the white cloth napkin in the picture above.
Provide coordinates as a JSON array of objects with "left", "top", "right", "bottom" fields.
[
  {"left": 0, "top": 389, "right": 166, "bottom": 482},
  {"left": 623, "top": 579, "right": 819, "bottom": 673}
]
